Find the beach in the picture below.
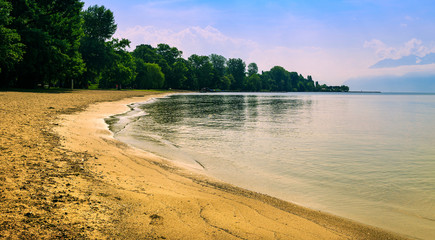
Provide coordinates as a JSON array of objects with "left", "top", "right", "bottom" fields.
[{"left": 0, "top": 90, "right": 408, "bottom": 239}]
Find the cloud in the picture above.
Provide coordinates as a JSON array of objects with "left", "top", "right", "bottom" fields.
[
  {"left": 364, "top": 38, "right": 434, "bottom": 60},
  {"left": 404, "top": 15, "right": 414, "bottom": 21},
  {"left": 115, "top": 25, "right": 258, "bottom": 59},
  {"left": 364, "top": 38, "right": 435, "bottom": 68},
  {"left": 369, "top": 54, "right": 435, "bottom": 68},
  {"left": 119, "top": 25, "right": 435, "bottom": 86},
  {"left": 116, "top": 25, "right": 371, "bottom": 85},
  {"left": 247, "top": 46, "right": 372, "bottom": 85},
  {"left": 364, "top": 39, "right": 395, "bottom": 59}
]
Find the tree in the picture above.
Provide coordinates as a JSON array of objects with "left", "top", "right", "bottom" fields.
[
  {"left": 171, "top": 59, "right": 188, "bottom": 89},
  {"left": 132, "top": 43, "right": 185, "bottom": 89},
  {"left": 82, "top": 5, "right": 116, "bottom": 41},
  {"left": 227, "top": 58, "right": 246, "bottom": 90},
  {"left": 134, "top": 59, "right": 165, "bottom": 89},
  {"left": 220, "top": 75, "right": 232, "bottom": 90},
  {"left": 99, "top": 38, "right": 135, "bottom": 89},
  {"left": 245, "top": 74, "right": 261, "bottom": 91},
  {"left": 268, "top": 66, "right": 289, "bottom": 91},
  {"left": 188, "top": 54, "right": 214, "bottom": 90},
  {"left": 306, "top": 75, "right": 315, "bottom": 91},
  {"left": 0, "top": 1, "right": 349, "bottom": 91},
  {"left": 79, "top": 5, "right": 117, "bottom": 87},
  {"left": 340, "top": 85, "right": 349, "bottom": 92},
  {"left": 0, "top": 0, "right": 24, "bottom": 79},
  {"left": 247, "top": 62, "right": 258, "bottom": 76},
  {"left": 156, "top": 44, "right": 182, "bottom": 89},
  {"left": 132, "top": 44, "right": 159, "bottom": 63},
  {"left": 288, "top": 72, "right": 299, "bottom": 91},
  {"left": 156, "top": 43, "right": 182, "bottom": 66},
  {"left": 210, "top": 54, "right": 227, "bottom": 89},
  {"left": 5, "top": 0, "right": 85, "bottom": 88},
  {"left": 210, "top": 54, "right": 226, "bottom": 76},
  {"left": 79, "top": 36, "right": 110, "bottom": 86},
  {"left": 146, "top": 63, "right": 165, "bottom": 89}
]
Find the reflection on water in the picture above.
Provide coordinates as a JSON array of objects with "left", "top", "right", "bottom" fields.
[
  {"left": 139, "top": 94, "right": 312, "bottom": 131},
  {"left": 107, "top": 92, "right": 435, "bottom": 240}
]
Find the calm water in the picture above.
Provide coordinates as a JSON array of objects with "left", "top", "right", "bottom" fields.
[{"left": 107, "top": 92, "right": 435, "bottom": 239}]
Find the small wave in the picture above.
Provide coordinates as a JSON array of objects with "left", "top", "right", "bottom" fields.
[{"left": 106, "top": 102, "right": 150, "bottom": 135}]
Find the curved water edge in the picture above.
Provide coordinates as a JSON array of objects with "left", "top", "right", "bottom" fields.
[
  {"left": 106, "top": 92, "right": 435, "bottom": 240},
  {"left": 105, "top": 95, "right": 209, "bottom": 171}
]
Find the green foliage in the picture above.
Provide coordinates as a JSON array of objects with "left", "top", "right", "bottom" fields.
[
  {"left": 227, "top": 58, "right": 246, "bottom": 90},
  {"left": 82, "top": 5, "right": 116, "bottom": 41},
  {"left": 188, "top": 54, "right": 214, "bottom": 90},
  {"left": 0, "top": 0, "right": 24, "bottom": 77},
  {"left": 221, "top": 75, "right": 232, "bottom": 90},
  {"left": 171, "top": 59, "right": 188, "bottom": 89},
  {"left": 132, "top": 44, "right": 159, "bottom": 63},
  {"left": 0, "top": 2, "right": 348, "bottom": 91},
  {"left": 1, "top": 0, "right": 85, "bottom": 88},
  {"left": 134, "top": 43, "right": 184, "bottom": 89},
  {"left": 245, "top": 74, "right": 261, "bottom": 91},
  {"left": 134, "top": 59, "right": 164, "bottom": 89},
  {"left": 156, "top": 43, "right": 182, "bottom": 66},
  {"left": 159, "top": 44, "right": 184, "bottom": 89},
  {"left": 247, "top": 63, "right": 258, "bottom": 77},
  {"left": 79, "top": 5, "right": 117, "bottom": 88},
  {"left": 256, "top": 66, "right": 322, "bottom": 92},
  {"left": 209, "top": 54, "right": 227, "bottom": 89},
  {"left": 132, "top": 44, "right": 186, "bottom": 89},
  {"left": 88, "top": 83, "right": 99, "bottom": 90},
  {"left": 99, "top": 38, "right": 135, "bottom": 89}
]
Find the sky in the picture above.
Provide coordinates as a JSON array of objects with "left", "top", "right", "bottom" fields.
[{"left": 82, "top": 0, "right": 435, "bottom": 87}]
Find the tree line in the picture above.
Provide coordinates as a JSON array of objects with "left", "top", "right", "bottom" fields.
[{"left": 0, "top": 1, "right": 349, "bottom": 92}]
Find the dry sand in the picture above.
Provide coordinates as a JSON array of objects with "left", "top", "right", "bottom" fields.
[{"left": 0, "top": 90, "right": 409, "bottom": 239}]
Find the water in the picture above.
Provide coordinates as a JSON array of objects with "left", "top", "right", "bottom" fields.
[{"left": 107, "top": 92, "right": 435, "bottom": 239}]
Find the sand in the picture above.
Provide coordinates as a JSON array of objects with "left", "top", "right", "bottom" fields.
[{"left": 0, "top": 90, "right": 409, "bottom": 239}]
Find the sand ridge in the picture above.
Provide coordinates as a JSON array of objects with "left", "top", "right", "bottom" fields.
[{"left": 0, "top": 90, "right": 409, "bottom": 239}]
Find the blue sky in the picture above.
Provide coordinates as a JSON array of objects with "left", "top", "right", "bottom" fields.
[{"left": 82, "top": 0, "right": 435, "bottom": 87}]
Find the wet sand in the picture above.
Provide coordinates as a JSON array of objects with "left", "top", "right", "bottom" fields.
[{"left": 0, "top": 90, "right": 409, "bottom": 239}]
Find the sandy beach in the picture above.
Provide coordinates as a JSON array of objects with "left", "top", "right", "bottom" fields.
[{"left": 0, "top": 90, "right": 409, "bottom": 239}]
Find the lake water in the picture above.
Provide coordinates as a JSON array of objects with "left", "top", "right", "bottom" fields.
[{"left": 107, "top": 92, "right": 435, "bottom": 239}]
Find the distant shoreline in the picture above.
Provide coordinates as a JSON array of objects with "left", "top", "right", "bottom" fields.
[{"left": 348, "top": 90, "right": 382, "bottom": 93}]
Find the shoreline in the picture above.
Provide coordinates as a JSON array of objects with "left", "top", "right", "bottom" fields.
[{"left": 0, "top": 90, "right": 409, "bottom": 239}]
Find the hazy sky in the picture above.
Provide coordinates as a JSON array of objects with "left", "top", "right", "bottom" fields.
[{"left": 82, "top": 0, "right": 435, "bottom": 85}]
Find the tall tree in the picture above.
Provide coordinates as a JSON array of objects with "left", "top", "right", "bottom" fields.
[
  {"left": 99, "top": 38, "right": 135, "bottom": 89},
  {"left": 227, "top": 58, "right": 246, "bottom": 90},
  {"left": 245, "top": 73, "right": 261, "bottom": 91},
  {"left": 306, "top": 75, "right": 315, "bottom": 91},
  {"left": 134, "top": 59, "right": 165, "bottom": 89},
  {"left": 132, "top": 44, "right": 159, "bottom": 63},
  {"left": 0, "top": 0, "right": 24, "bottom": 82},
  {"left": 79, "top": 5, "right": 117, "bottom": 87},
  {"left": 247, "top": 62, "right": 258, "bottom": 76},
  {"left": 171, "top": 59, "right": 188, "bottom": 89},
  {"left": 156, "top": 43, "right": 182, "bottom": 89},
  {"left": 210, "top": 54, "right": 226, "bottom": 75},
  {"left": 188, "top": 54, "right": 214, "bottom": 90},
  {"left": 210, "top": 54, "right": 227, "bottom": 89},
  {"left": 156, "top": 43, "right": 182, "bottom": 66},
  {"left": 268, "top": 66, "right": 289, "bottom": 91},
  {"left": 5, "top": 0, "right": 84, "bottom": 88},
  {"left": 82, "top": 5, "right": 116, "bottom": 41}
]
